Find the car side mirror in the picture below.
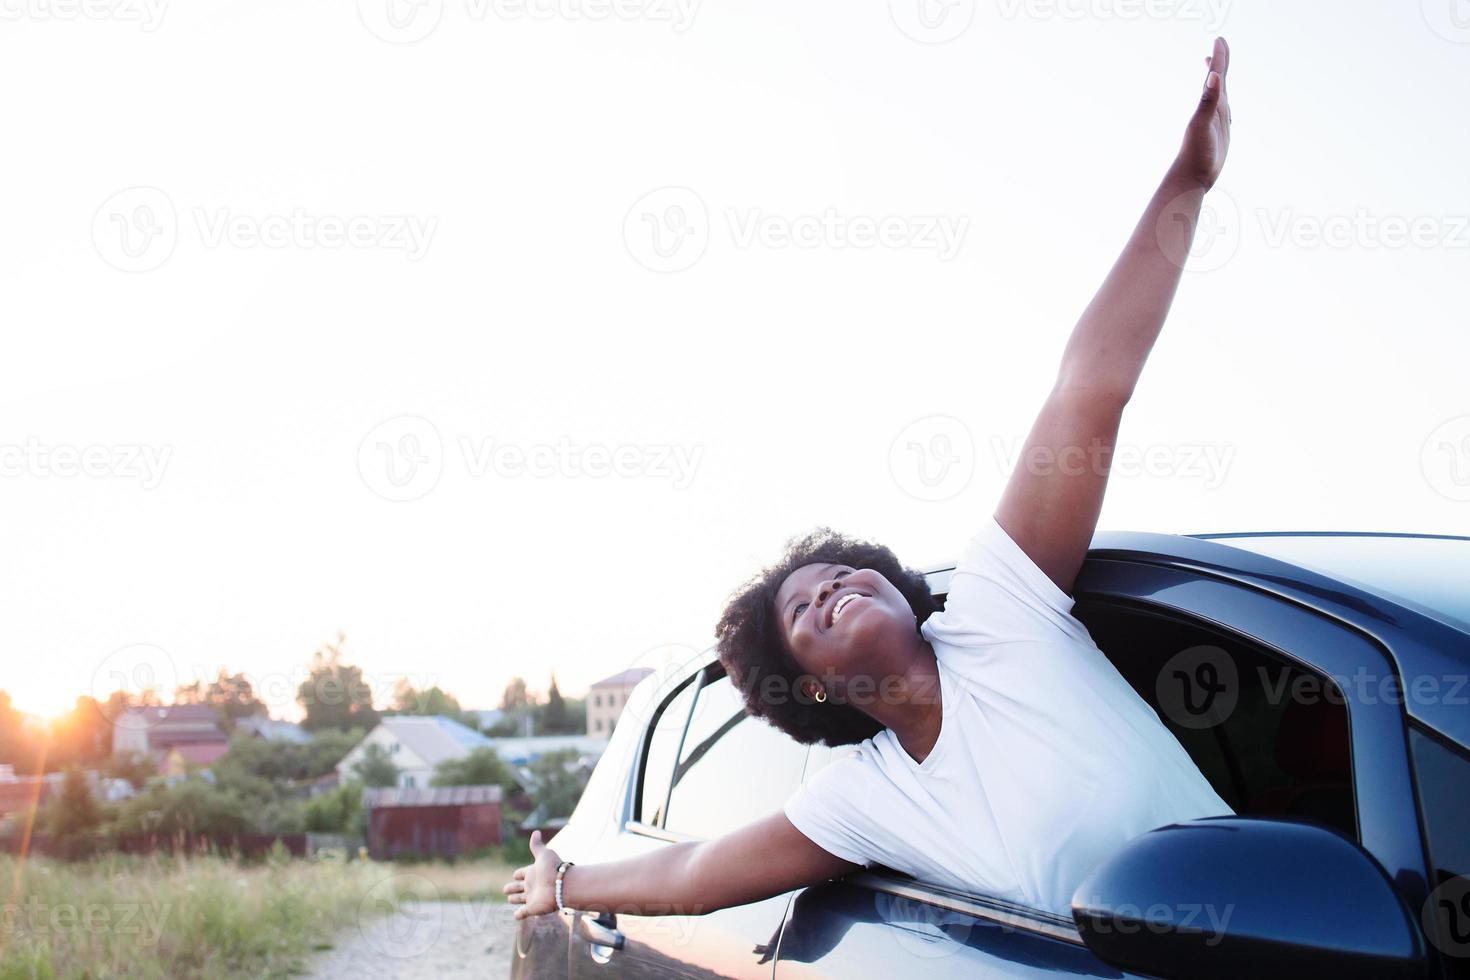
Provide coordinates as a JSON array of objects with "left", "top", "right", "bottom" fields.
[{"left": 1071, "top": 816, "right": 1427, "bottom": 980}]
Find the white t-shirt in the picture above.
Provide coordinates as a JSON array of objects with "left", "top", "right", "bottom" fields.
[{"left": 782, "top": 516, "right": 1231, "bottom": 917}]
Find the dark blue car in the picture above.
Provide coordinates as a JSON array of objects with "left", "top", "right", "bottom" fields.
[{"left": 512, "top": 530, "right": 1470, "bottom": 979}]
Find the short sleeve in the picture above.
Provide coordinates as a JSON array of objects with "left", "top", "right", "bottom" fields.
[
  {"left": 923, "top": 516, "right": 1092, "bottom": 648},
  {"left": 782, "top": 753, "right": 873, "bottom": 868}
]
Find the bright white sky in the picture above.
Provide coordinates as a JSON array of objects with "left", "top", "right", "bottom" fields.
[{"left": 3, "top": 0, "right": 1468, "bottom": 720}]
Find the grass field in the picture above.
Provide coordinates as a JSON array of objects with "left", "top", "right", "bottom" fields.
[{"left": 0, "top": 852, "right": 518, "bottom": 980}]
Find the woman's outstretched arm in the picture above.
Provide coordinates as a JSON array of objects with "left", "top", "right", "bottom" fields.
[
  {"left": 504, "top": 812, "right": 858, "bottom": 919},
  {"left": 995, "top": 37, "right": 1234, "bottom": 595}
]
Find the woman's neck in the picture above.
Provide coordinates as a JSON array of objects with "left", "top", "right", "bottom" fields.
[{"left": 864, "top": 646, "right": 944, "bottom": 765}]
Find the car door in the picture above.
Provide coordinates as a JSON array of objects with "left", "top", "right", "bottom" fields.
[
  {"left": 568, "top": 664, "right": 810, "bottom": 980},
  {"left": 775, "top": 553, "right": 1425, "bottom": 977}
]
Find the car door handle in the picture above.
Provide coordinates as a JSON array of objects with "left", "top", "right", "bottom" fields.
[{"left": 578, "top": 911, "right": 625, "bottom": 952}]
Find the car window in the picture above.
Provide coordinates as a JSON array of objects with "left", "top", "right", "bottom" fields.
[
  {"left": 1409, "top": 727, "right": 1470, "bottom": 974},
  {"left": 637, "top": 674, "right": 699, "bottom": 826},
  {"left": 663, "top": 671, "right": 810, "bottom": 839},
  {"left": 1073, "top": 600, "right": 1356, "bottom": 840}
]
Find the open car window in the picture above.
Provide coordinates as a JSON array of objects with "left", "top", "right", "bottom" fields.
[{"left": 1073, "top": 599, "right": 1357, "bottom": 840}]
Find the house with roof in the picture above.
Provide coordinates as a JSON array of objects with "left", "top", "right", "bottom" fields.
[
  {"left": 586, "top": 667, "right": 654, "bottom": 736},
  {"left": 111, "top": 704, "right": 229, "bottom": 773},
  {"left": 232, "top": 715, "right": 312, "bottom": 744},
  {"left": 334, "top": 715, "right": 495, "bottom": 789}
]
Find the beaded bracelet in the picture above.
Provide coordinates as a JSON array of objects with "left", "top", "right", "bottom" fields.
[{"left": 554, "top": 860, "right": 575, "bottom": 911}]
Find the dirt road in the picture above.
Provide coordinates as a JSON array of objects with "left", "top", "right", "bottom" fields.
[{"left": 304, "top": 899, "right": 517, "bottom": 979}]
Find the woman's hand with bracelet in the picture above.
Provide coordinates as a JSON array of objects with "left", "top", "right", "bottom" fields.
[{"left": 503, "top": 829, "right": 563, "bottom": 920}]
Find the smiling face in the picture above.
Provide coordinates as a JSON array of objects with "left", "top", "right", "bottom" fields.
[{"left": 774, "top": 562, "right": 922, "bottom": 704}]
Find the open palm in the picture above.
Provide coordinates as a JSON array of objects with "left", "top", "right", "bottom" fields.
[{"left": 1177, "top": 37, "right": 1232, "bottom": 190}]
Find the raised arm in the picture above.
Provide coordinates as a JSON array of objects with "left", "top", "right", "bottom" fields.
[
  {"left": 995, "top": 37, "right": 1233, "bottom": 594},
  {"left": 504, "top": 812, "right": 858, "bottom": 919}
]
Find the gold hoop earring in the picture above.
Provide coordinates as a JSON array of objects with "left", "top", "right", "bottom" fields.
[{"left": 814, "top": 689, "right": 827, "bottom": 704}]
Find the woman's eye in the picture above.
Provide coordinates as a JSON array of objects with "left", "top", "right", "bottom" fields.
[
  {"left": 835, "top": 570, "right": 850, "bottom": 578},
  {"left": 792, "top": 602, "right": 809, "bottom": 623}
]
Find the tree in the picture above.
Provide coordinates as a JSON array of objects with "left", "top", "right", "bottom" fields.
[
  {"left": 541, "top": 675, "right": 570, "bottom": 733},
  {"left": 431, "top": 747, "right": 518, "bottom": 794},
  {"left": 297, "top": 634, "right": 380, "bottom": 732},
  {"left": 101, "top": 750, "right": 158, "bottom": 790},
  {"left": 303, "top": 779, "right": 365, "bottom": 835},
  {"left": 113, "top": 780, "right": 253, "bottom": 838},
  {"left": 42, "top": 768, "right": 106, "bottom": 856},
  {"left": 390, "top": 681, "right": 463, "bottom": 720},
  {"left": 526, "top": 749, "right": 589, "bottom": 820},
  {"left": 351, "top": 743, "right": 400, "bottom": 788},
  {"left": 499, "top": 677, "right": 531, "bottom": 712}
]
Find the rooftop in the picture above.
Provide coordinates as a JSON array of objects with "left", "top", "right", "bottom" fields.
[{"left": 590, "top": 667, "right": 654, "bottom": 690}]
